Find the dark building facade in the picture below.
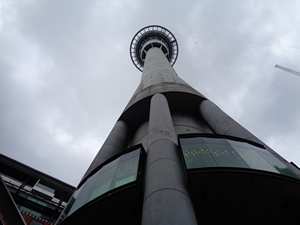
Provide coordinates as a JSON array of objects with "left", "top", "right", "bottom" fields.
[
  {"left": 58, "top": 25, "right": 300, "bottom": 225},
  {"left": 0, "top": 153, "right": 75, "bottom": 225}
]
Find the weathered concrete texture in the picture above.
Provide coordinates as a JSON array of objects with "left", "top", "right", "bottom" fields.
[
  {"left": 80, "top": 120, "right": 128, "bottom": 185},
  {"left": 200, "top": 99, "right": 264, "bottom": 145},
  {"left": 173, "top": 113, "right": 212, "bottom": 134},
  {"left": 142, "top": 94, "right": 197, "bottom": 225},
  {"left": 147, "top": 93, "right": 177, "bottom": 146},
  {"left": 129, "top": 113, "right": 212, "bottom": 149},
  {"left": 125, "top": 82, "right": 204, "bottom": 111},
  {"left": 142, "top": 48, "right": 185, "bottom": 88},
  {"left": 124, "top": 48, "right": 205, "bottom": 111},
  {"left": 130, "top": 121, "right": 149, "bottom": 147}
]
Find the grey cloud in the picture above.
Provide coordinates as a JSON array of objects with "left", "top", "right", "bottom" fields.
[{"left": 1, "top": 0, "right": 300, "bottom": 185}]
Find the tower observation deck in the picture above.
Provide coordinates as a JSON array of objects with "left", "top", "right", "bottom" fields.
[
  {"left": 58, "top": 25, "right": 300, "bottom": 225},
  {"left": 130, "top": 25, "right": 178, "bottom": 71}
]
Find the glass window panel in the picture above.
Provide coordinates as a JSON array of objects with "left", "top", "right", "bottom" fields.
[
  {"left": 181, "top": 138, "right": 216, "bottom": 169},
  {"left": 181, "top": 137, "right": 247, "bottom": 169},
  {"left": 66, "top": 149, "right": 141, "bottom": 215},
  {"left": 257, "top": 150, "right": 297, "bottom": 178},
  {"left": 112, "top": 150, "right": 140, "bottom": 189},
  {"left": 19, "top": 206, "right": 42, "bottom": 218},
  {"left": 204, "top": 139, "right": 248, "bottom": 168},
  {"left": 68, "top": 159, "right": 118, "bottom": 215},
  {"left": 180, "top": 136, "right": 298, "bottom": 179},
  {"left": 229, "top": 140, "right": 278, "bottom": 173},
  {"left": 88, "top": 159, "right": 118, "bottom": 201}
]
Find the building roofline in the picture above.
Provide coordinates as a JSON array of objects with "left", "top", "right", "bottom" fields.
[{"left": 0, "top": 153, "right": 75, "bottom": 197}]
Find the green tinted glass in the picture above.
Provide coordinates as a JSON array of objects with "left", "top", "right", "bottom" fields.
[
  {"left": 181, "top": 136, "right": 298, "bottom": 179},
  {"left": 67, "top": 149, "right": 140, "bottom": 215},
  {"left": 229, "top": 140, "right": 278, "bottom": 173},
  {"left": 181, "top": 137, "right": 247, "bottom": 169}
]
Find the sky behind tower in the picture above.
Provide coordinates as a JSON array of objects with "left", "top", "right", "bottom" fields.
[{"left": 1, "top": 0, "right": 300, "bottom": 185}]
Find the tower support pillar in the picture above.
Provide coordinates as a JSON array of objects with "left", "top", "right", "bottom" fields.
[{"left": 142, "top": 93, "right": 198, "bottom": 225}]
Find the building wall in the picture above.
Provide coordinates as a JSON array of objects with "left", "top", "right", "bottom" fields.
[{"left": 0, "top": 154, "right": 75, "bottom": 225}]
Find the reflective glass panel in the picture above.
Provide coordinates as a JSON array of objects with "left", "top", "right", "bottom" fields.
[
  {"left": 257, "top": 149, "right": 297, "bottom": 178},
  {"left": 181, "top": 138, "right": 216, "bottom": 168},
  {"left": 180, "top": 136, "right": 298, "bottom": 179},
  {"left": 203, "top": 138, "right": 247, "bottom": 168},
  {"left": 66, "top": 149, "right": 141, "bottom": 215},
  {"left": 228, "top": 140, "right": 278, "bottom": 173}
]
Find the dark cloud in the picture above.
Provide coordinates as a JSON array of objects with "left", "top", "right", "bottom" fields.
[{"left": 0, "top": 0, "right": 300, "bottom": 185}]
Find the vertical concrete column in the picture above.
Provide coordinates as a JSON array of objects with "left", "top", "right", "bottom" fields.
[
  {"left": 80, "top": 120, "right": 128, "bottom": 184},
  {"left": 200, "top": 99, "right": 264, "bottom": 145},
  {"left": 142, "top": 94, "right": 198, "bottom": 225}
]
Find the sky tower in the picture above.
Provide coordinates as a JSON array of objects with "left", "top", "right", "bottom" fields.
[{"left": 58, "top": 25, "right": 300, "bottom": 225}]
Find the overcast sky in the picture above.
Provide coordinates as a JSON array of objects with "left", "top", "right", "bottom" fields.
[{"left": 1, "top": 0, "right": 300, "bottom": 186}]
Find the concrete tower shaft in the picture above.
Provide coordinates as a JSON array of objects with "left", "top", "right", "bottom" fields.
[
  {"left": 59, "top": 25, "right": 300, "bottom": 225},
  {"left": 142, "top": 47, "right": 186, "bottom": 88}
]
